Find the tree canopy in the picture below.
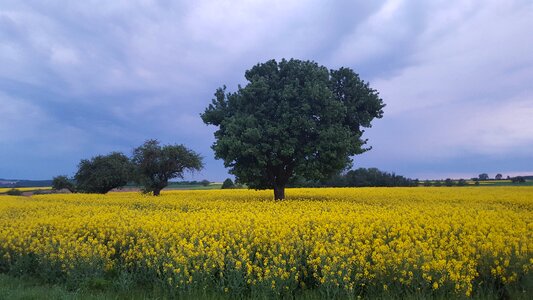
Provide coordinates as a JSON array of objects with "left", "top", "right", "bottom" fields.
[
  {"left": 221, "top": 178, "right": 235, "bottom": 189},
  {"left": 478, "top": 173, "right": 489, "bottom": 180},
  {"left": 132, "top": 139, "right": 203, "bottom": 196},
  {"left": 74, "top": 152, "right": 132, "bottom": 194},
  {"left": 52, "top": 175, "right": 76, "bottom": 193},
  {"left": 201, "top": 58, "right": 384, "bottom": 199}
]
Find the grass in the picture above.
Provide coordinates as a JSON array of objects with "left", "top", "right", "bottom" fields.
[
  {"left": 1, "top": 273, "right": 531, "bottom": 300},
  {"left": 0, "top": 273, "right": 210, "bottom": 300}
]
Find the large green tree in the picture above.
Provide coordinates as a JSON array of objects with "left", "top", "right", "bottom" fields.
[
  {"left": 132, "top": 139, "right": 203, "bottom": 196},
  {"left": 201, "top": 59, "right": 384, "bottom": 200},
  {"left": 75, "top": 152, "right": 133, "bottom": 194}
]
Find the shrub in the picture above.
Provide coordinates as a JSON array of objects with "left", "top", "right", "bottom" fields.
[
  {"left": 221, "top": 178, "right": 235, "bottom": 189},
  {"left": 511, "top": 176, "right": 526, "bottom": 183},
  {"left": 6, "top": 189, "right": 23, "bottom": 196},
  {"left": 33, "top": 189, "right": 49, "bottom": 195},
  {"left": 445, "top": 178, "right": 455, "bottom": 187}
]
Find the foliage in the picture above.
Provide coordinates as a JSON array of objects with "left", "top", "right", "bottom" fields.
[
  {"left": 200, "top": 179, "right": 211, "bottom": 187},
  {"left": 479, "top": 173, "right": 490, "bottom": 180},
  {"left": 132, "top": 139, "right": 203, "bottom": 196},
  {"left": 52, "top": 175, "right": 76, "bottom": 193},
  {"left": 221, "top": 178, "right": 235, "bottom": 189},
  {"left": 457, "top": 179, "right": 467, "bottom": 186},
  {"left": 321, "top": 168, "right": 417, "bottom": 187},
  {"left": 5, "top": 188, "right": 22, "bottom": 196},
  {"left": 168, "top": 181, "right": 210, "bottom": 186},
  {"left": 495, "top": 173, "right": 503, "bottom": 180},
  {"left": 74, "top": 152, "right": 133, "bottom": 194},
  {"left": 511, "top": 176, "right": 526, "bottom": 183},
  {"left": 423, "top": 180, "right": 432, "bottom": 187},
  {"left": 201, "top": 59, "right": 384, "bottom": 199},
  {"left": 163, "top": 182, "right": 223, "bottom": 190},
  {"left": 0, "top": 187, "right": 531, "bottom": 298},
  {"left": 444, "top": 178, "right": 455, "bottom": 187}
]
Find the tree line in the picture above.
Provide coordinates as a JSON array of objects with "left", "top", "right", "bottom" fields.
[
  {"left": 283, "top": 168, "right": 418, "bottom": 187},
  {"left": 477, "top": 173, "right": 527, "bottom": 183}
]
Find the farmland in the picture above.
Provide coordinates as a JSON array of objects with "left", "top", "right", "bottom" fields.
[
  {"left": 0, "top": 187, "right": 52, "bottom": 194},
  {"left": 0, "top": 187, "right": 531, "bottom": 298}
]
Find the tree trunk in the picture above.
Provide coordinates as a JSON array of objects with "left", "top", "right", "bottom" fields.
[
  {"left": 273, "top": 185, "right": 285, "bottom": 200},
  {"left": 153, "top": 188, "right": 161, "bottom": 196}
]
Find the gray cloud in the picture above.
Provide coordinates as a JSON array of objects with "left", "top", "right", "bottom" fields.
[{"left": 0, "top": 0, "right": 532, "bottom": 180}]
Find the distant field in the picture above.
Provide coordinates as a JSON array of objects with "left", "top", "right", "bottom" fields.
[
  {"left": 421, "top": 180, "right": 533, "bottom": 186},
  {"left": 0, "top": 187, "right": 52, "bottom": 193},
  {"left": 0, "top": 185, "right": 223, "bottom": 195},
  {"left": 463, "top": 180, "right": 533, "bottom": 187},
  {"left": 476, "top": 180, "right": 533, "bottom": 186}
]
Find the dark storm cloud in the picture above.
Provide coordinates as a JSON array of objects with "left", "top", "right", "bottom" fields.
[{"left": 0, "top": 0, "right": 531, "bottom": 180}]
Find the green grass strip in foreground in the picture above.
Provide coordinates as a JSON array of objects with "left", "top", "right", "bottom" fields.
[{"left": 1, "top": 273, "right": 531, "bottom": 300}]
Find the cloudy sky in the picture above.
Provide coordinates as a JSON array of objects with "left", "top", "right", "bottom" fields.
[{"left": 1, "top": 0, "right": 532, "bottom": 181}]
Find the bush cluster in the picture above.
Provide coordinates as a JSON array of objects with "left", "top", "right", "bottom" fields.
[{"left": 5, "top": 189, "right": 23, "bottom": 196}]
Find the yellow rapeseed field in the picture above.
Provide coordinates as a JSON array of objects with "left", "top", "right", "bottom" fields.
[{"left": 0, "top": 187, "right": 531, "bottom": 297}]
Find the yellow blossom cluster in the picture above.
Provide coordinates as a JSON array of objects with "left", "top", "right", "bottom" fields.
[{"left": 0, "top": 187, "right": 531, "bottom": 296}]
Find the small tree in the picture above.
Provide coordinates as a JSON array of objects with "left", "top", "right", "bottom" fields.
[
  {"left": 221, "top": 178, "right": 235, "bottom": 189},
  {"left": 75, "top": 152, "right": 133, "bottom": 194},
  {"left": 478, "top": 173, "right": 489, "bottom": 180},
  {"left": 457, "top": 179, "right": 467, "bottom": 186},
  {"left": 132, "top": 139, "right": 203, "bottom": 196},
  {"left": 201, "top": 179, "right": 211, "bottom": 187},
  {"left": 444, "top": 178, "right": 454, "bottom": 187},
  {"left": 52, "top": 175, "right": 76, "bottom": 192},
  {"left": 495, "top": 173, "right": 503, "bottom": 180}
]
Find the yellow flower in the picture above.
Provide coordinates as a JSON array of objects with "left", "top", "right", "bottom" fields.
[{"left": 0, "top": 187, "right": 530, "bottom": 297}]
